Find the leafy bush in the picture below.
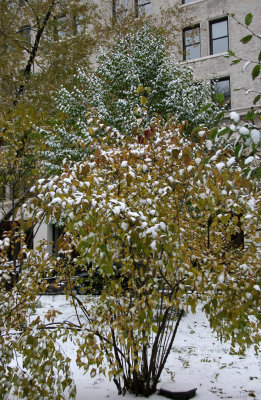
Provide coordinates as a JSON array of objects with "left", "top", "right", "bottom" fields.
[{"left": 28, "top": 115, "right": 261, "bottom": 396}]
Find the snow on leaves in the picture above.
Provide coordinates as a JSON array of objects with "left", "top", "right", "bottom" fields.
[{"left": 28, "top": 116, "right": 261, "bottom": 369}]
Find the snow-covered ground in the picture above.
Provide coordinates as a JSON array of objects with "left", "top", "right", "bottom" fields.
[{"left": 22, "top": 295, "right": 261, "bottom": 399}]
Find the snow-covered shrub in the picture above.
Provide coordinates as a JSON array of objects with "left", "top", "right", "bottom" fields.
[
  {"left": 28, "top": 115, "right": 261, "bottom": 396},
  {"left": 42, "top": 27, "right": 224, "bottom": 173}
]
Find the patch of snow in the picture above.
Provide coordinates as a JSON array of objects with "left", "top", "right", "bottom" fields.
[
  {"left": 242, "top": 60, "right": 251, "bottom": 72},
  {"left": 230, "top": 112, "right": 240, "bottom": 123},
  {"left": 239, "top": 127, "right": 249, "bottom": 136},
  {"left": 150, "top": 240, "right": 157, "bottom": 250},
  {"left": 216, "top": 162, "right": 225, "bottom": 172},
  {"left": 227, "top": 157, "right": 235, "bottom": 167},
  {"left": 13, "top": 296, "right": 260, "bottom": 400},
  {"left": 250, "top": 129, "right": 261, "bottom": 144},
  {"left": 244, "top": 156, "right": 254, "bottom": 165},
  {"left": 205, "top": 140, "right": 213, "bottom": 150}
]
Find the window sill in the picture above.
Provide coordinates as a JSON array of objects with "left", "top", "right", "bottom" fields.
[
  {"left": 181, "top": 52, "right": 228, "bottom": 64},
  {"left": 179, "top": 0, "right": 207, "bottom": 8},
  {"left": 225, "top": 105, "right": 260, "bottom": 118}
]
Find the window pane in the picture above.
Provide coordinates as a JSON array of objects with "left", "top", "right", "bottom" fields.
[
  {"left": 186, "top": 44, "right": 201, "bottom": 60},
  {"left": 213, "top": 78, "right": 230, "bottom": 109},
  {"left": 214, "top": 80, "right": 230, "bottom": 97},
  {"left": 185, "top": 28, "right": 200, "bottom": 45},
  {"left": 211, "top": 20, "right": 228, "bottom": 39},
  {"left": 138, "top": 2, "right": 151, "bottom": 16},
  {"left": 115, "top": 0, "right": 128, "bottom": 11},
  {"left": 184, "top": 26, "right": 200, "bottom": 60},
  {"left": 212, "top": 37, "right": 228, "bottom": 53},
  {"left": 20, "top": 25, "right": 31, "bottom": 44}
]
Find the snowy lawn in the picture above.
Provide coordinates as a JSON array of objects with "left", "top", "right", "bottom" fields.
[{"left": 15, "top": 295, "right": 261, "bottom": 400}]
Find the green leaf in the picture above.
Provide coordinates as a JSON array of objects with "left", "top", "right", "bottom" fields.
[
  {"left": 234, "top": 143, "right": 242, "bottom": 158},
  {"left": 148, "top": 308, "right": 153, "bottom": 320},
  {"left": 199, "top": 103, "right": 211, "bottom": 113},
  {"left": 215, "top": 92, "right": 225, "bottom": 104},
  {"left": 210, "top": 127, "right": 218, "bottom": 139},
  {"left": 152, "top": 325, "right": 158, "bottom": 334},
  {"left": 253, "top": 94, "right": 261, "bottom": 105},
  {"left": 245, "top": 13, "right": 253, "bottom": 26},
  {"left": 139, "top": 310, "right": 146, "bottom": 322},
  {"left": 254, "top": 166, "right": 261, "bottom": 179},
  {"left": 227, "top": 49, "right": 236, "bottom": 57},
  {"left": 140, "top": 96, "right": 147, "bottom": 105},
  {"left": 258, "top": 50, "right": 261, "bottom": 62},
  {"left": 252, "top": 65, "right": 260, "bottom": 80},
  {"left": 245, "top": 109, "right": 256, "bottom": 120},
  {"left": 137, "top": 86, "right": 145, "bottom": 94},
  {"left": 240, "top": 34, "right": 253, "bottom": 44},
  {"left": 231, "top": 59, "right": 241, "bottom": 65},
  {"left": 27, "top": 335, "right": 34, "bottom": 345},
  {"left": 218, "top": 127, "right": 230, "bottom": 136},
  {"left": 242, "top": 167, "right": 251, "bottom": 177}
]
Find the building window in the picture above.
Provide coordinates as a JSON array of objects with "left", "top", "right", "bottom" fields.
[
  {"left": 112, "top": 0, "right": 128, "bottom": 17},
  {"left": 53, "top": 14, "right": 67, "bottom": 40},
  {"left": 20, "top": 25, "right": 31, "bottom": 46},
  {"left": 182, "top": 0, "right": 196, "bottom": 4},
  {"left": 136, "top": 0, "right": 151, "bottom": 17},
  {"left": 73, "top": 15, "right": 85, "bottom": 34},
  {"left": 210, "top": 18, "right": 228, "bottom": 55},
  {"left": 212, "top": 77, "right": 231, "bottom": 109},
  {"left": 183, "top": 25, "right": 200, "bottom": 60}
]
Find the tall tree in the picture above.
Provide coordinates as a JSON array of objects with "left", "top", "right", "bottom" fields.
[{"left": 0, "top": 0, "right": 103, "bottom": 233}]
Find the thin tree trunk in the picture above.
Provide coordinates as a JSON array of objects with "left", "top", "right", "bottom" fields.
[{"left": 14, "top": 0, "right": 57, "bottom": 105}]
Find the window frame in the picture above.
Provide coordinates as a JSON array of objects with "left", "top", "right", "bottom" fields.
[
  {"left": 210, "top": 17, "right": 229, "bottom": 55},
  {"left": 183, "top": 24, "right": 201, "bottom": 61}
]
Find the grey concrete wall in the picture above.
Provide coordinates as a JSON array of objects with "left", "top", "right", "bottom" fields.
[
  {"left": 110, "top": 0, "right": 260, "bottom": 112},
  {"left": 168, "top": 0, "right": 260, "bottom": 112}
]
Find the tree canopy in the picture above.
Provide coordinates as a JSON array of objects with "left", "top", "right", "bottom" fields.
[{"left": 0, "top": 0, "right": 104, "bottom": 229}]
